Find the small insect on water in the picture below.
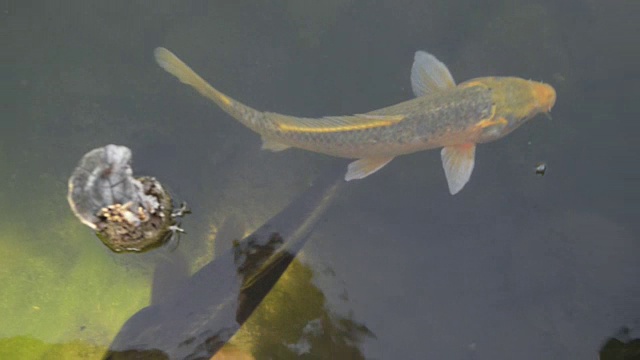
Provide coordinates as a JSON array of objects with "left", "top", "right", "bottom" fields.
[{"left": 535, "top": 162, "right": 547, "bottom": 176}]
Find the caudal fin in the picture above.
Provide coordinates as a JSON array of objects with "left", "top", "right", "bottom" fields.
[{"left": 154, "top": 47, "right": 260, "bottom": 127}]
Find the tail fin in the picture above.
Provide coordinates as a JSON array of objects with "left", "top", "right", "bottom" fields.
[{"left": 154, "top": 47, "right": 261, "bottom": 127}]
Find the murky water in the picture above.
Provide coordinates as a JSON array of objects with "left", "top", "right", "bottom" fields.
[{"left": 2, "top": 1, "right": 638, "bottom": 359}]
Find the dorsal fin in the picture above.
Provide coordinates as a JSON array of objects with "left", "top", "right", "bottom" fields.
[{"left": 411, "top": 51, "right": 456, "bottom": 97}]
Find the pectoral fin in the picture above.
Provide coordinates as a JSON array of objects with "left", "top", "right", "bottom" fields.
[
  {"left": 261, "top": 136, "right": 291, "bottom": 152},
  {"left": 345, "top": 157, "right": 394, "bottom": 181},
  {"left": 411, "top": 51, "right": 456, "bottom": 97},
  {"left": 441, "top": 144, "right": 476, "bottom": 195}
]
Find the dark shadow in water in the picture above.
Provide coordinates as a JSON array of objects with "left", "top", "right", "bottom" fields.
[
  {"left": 599, "top": 326, "right": 640, "bottom": 360},
  {"left": 104, "top": 164, "right": 373, "bottom": 359}
]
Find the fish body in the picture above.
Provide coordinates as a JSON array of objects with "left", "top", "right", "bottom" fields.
[
  {"left": 262, "top": 85, "right": 495, "bottom": 158},
  {"left": 155, "top": 48, "right": 555, "bottom": 194}
]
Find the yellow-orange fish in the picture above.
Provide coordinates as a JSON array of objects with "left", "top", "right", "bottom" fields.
[{"left": 155, "top": 48, "right": 555, "bottom": 194}]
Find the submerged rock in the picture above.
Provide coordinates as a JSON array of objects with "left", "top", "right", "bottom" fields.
[{"left": 67, "top": 144, "right": 187, "bottom": 253}]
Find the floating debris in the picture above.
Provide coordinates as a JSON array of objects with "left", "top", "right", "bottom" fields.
[
  {"left": 535, "top": 162, "right": 547, "bottom": 176},
  {"left": 67, "top": 145, "right": 189, "bottom": 253}
]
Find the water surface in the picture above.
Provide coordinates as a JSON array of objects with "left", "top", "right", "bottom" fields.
[{"left": 2, "top": 0, "right": 638, "bottom": 359}]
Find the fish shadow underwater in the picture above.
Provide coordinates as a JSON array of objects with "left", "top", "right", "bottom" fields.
[{"left": 104, "top": 165, "right": 350, "bottom": 359}]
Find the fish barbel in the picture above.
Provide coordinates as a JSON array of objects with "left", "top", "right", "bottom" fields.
[{"left": 155, "top": 48, "right": 555, "bottom": 194}]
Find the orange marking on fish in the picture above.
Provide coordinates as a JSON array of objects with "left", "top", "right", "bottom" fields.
[
  {"left": 472, "top": 104, "right": 501, "bottom": 129},
  {"left": 459, "top": 81, "right": 490, "bottom": 90},
  {"left": 476, "top": 117, "right": 508, "bottom": 129},
  {"left": 531, "top": 83, "right": 556, "bottom": 112}
]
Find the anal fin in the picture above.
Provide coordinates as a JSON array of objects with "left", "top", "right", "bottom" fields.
[
  {"left": 261, "top": 136, "right": 291, "bottom": 152},
  {"left": 345, "top": 157, "right": 394, "bottom": 181},
  {"left": 441, "top": 144, "right": 476, "bottom": 195}
]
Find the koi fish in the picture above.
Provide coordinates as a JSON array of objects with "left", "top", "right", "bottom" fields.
[{"left": 155, "top": 48, "right": 555, "bottom": 194}]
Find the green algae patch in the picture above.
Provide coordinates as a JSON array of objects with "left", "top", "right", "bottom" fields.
[
  {"left": 0, "top": 336, "right": 105, "bottom": 360},
  {"left": 227, "top": 257, "right": 373, "bottom": 359},
  {"left": 0, "top": 215, "right": 151, "bottom": 359}
]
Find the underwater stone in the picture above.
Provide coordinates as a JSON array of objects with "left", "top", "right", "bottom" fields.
[{"left": 67, "top": 144, "right": 185, "bottom": 253}]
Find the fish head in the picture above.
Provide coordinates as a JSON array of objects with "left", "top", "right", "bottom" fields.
[{"left": 461, "top": 77, "right": 556, "bottom": 143}]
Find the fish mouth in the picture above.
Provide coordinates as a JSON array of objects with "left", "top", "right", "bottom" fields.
[{"left": 532, "top": 82, "right": 557, "bottom": 113}]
